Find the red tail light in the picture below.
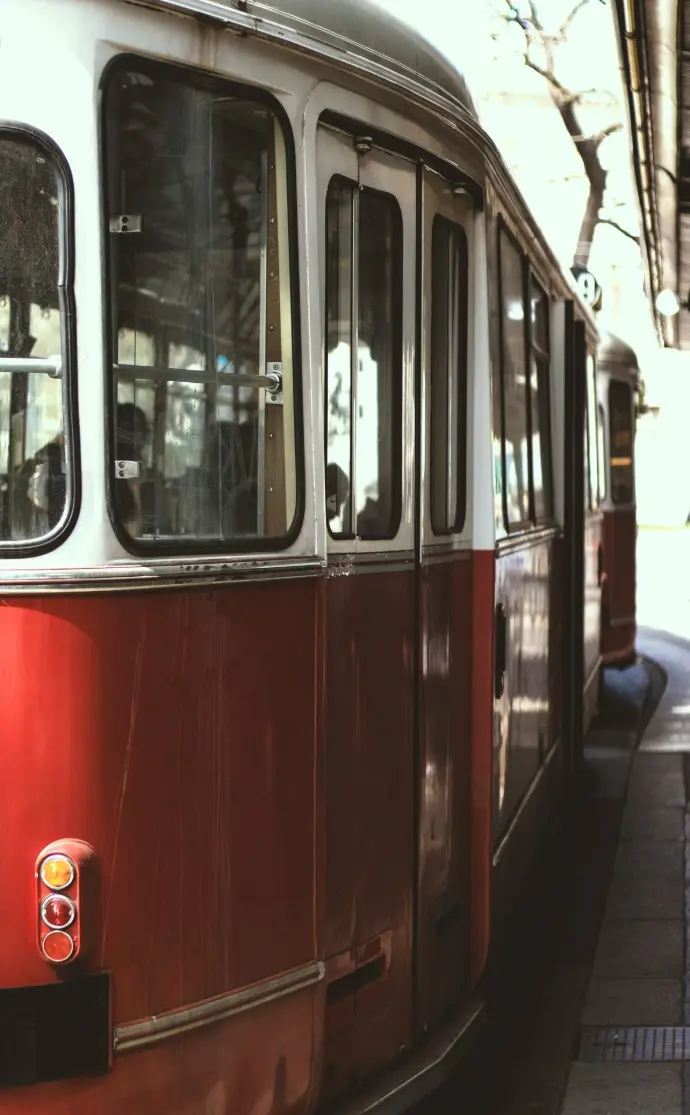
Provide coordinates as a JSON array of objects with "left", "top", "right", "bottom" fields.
[
  {"left": 36, "top": 840, "right": 98, "bottom": 966},
  {"left": 42, "top": 930, "right": 75, "bottom": 964}
]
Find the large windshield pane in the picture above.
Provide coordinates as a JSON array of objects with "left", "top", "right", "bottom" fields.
[
  {"left": 105, "top": 64, "right": 298, "bottom": 547},
  {"left": 0, "top": 137, "right": 69, "bottom": 544}
]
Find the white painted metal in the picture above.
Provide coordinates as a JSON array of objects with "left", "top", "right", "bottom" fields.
[{"left": 0, "top": 0, "right": 596, "bottom": 584}]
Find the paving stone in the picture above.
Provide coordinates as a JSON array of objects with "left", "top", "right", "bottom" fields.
[
  {"left": 560, "top": 1062, "right": 682, "bottom": 1114},
  {"left": 614, "top": 840, "right": 683, "bottom": 877},
  {"left": 605, "top": 874, "right": 684, "bottom": 919},
  {"left": 620, "top": 807, "right": 684, "bottom": 841},
  {"left": 582, "top": 978, "right": 682, "bottom": 1026},
  {"left": 625, "top": 755, "right": 685, "bottom": 808},
  {"left": 606, "top": 841, "right": 684, "bottom": 917},
  {"left": 592, "top": 920, "right": 684, "bottom": 980}
]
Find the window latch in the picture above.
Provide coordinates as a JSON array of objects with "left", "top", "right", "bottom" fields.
[
  {"left": 110, "top": 214, "right": 143, "bottom": 234},
  {"left": 263, "top": 362, "right": 283, "bottom": 404}
]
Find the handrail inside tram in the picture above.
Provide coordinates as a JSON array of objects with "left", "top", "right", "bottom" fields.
[
  {"left": 114, "top": 363, "right": 283, "bottom": 394},
  {"left": 0, "top": 355, "right": 62, "bottom": 378}
]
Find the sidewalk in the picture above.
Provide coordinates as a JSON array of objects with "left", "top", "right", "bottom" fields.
[{"left": 560, "top": 628, "right": 690, "bottom": 1115}]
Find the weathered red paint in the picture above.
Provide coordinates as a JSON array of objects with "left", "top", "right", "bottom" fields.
[
  {"left": 1, "top": 580, "right": 320, "bottom": 1114},
  {"left": 417, "top": 549, "right": 473, "bottom": 1028},
  {"left": 322, "top": 566, "right": 414, "bottom": 1095},
  {"left": 469, "top": 549, "right": 495, "bottom": 986},
  {"left": 4, "top": 982, "right": 318, "bottom": 1115}
]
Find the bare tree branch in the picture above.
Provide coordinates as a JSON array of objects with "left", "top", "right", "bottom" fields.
[
  {"left": 500, "top": 0, "right": 628, "bottom": 266},
  {"left": 527, "top": 1, "right": 544, "bottom": 31},
  {"left": 598, "top": 218, "right": 641, "bottom": 246},
  {"left": 570, "top": 122, "right": 623, "bottom": 146},
  {"left": 564, "top": 87, "right": 619, "bottom": 107},
  {"left": 559, "top": 0, "right": 590, "bottom": 38},
  {"left": 524, "top": 56, "right": 571, "bottom": 98}
]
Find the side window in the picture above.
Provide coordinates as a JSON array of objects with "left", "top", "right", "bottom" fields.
[
  {"left": 0, "top": 134, "right": 73, "bottom": 547},
  {"left": 325, "top": 179, "right": 402, "bottom": 541},
  {"left": 597, "top": 403, "right": 607, "bottom": 502},
  {"left": 609, "top": 380, "right": 634, "bottom": 504},
  {"left": 499, "top": 228, "right": 530, "bottom": 525},
  {"left": 586, "top": 353, "right": 599, "bottom": 508},
  {"left": 105, "top": 62, "right": 299, "bottom": 549},
  {"left": 528, "top": 279, "right": 553, "bottom": 521},
  {"left": 430, "top": 215, "right": 468, "bottom": 535}
]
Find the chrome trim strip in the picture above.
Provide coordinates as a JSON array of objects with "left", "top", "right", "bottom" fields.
[
  {"left": 0, "top": 558, "right": 324, "bottom": 594},
  {"left": 421, "top": 548, "right": 472, "bottom": 567},
  {"left": 610, "top": 614, "right": 636, "bottom": 628},
  {"left": 327, "top": 550, "right": 415, "bottom": 566},
  {"left": 496, "top": 525, "right": 563, "bottom": 558},
  {"left": 114, "top": 961, "right": 325, "bottom": 1053},
  {"left": 326, "top": 561, "right": 414, "bottom": 577},
  {"left": 329, "top": 996, "right": 483, "bottom": 1115},
  {"left": 492, "top": 740, "right": 561, "bottom": 869}
]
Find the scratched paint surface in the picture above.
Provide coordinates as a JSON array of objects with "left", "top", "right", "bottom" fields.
[{"left": 0, "top": 580, "right": 318, "bottom": 1021}]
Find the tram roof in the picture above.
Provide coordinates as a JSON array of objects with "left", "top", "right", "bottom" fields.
[
  {"left": 598, "top": 331, "right": 640, "bottom": 372},
  {"left": 128, "top": 0, "right": 478, "bottom": 123}
]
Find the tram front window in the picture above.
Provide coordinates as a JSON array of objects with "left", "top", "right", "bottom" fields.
[
  {"left": 0, "top": 136, "right": 69, "bottom": 544},
  {"left": 105, "top": 62, "right": 298, "bottom": 548}
]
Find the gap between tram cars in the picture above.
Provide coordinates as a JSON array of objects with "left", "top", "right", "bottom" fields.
[{"left": 0, "top": 2, "right": 642, "bottom": 1114}]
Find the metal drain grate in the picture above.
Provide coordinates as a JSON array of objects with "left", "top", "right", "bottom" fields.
[{"left": 579, "top": 1026, "right": 690, "bottom": 1062}]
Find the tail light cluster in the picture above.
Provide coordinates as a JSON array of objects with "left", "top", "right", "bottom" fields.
[{"left": 36, "top": 840, "right": 97, "bottom": 966}]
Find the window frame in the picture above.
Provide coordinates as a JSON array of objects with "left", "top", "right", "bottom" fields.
[
  {"left": 497, "top": 219, "right": 557, "bottom": 533},
  {"left": 608, "top": 378, "right": 635, "bottom": 507},
  {"left": 526, "top": 273, "right": 555, "bottom": 525},
  {"left": 585, "top": 351, "right": 599, "bottom": 511},
  {"left": 100, "top": 54, "right": 304, "bottom": 556},
  {"left": 323, "top": 174, "right": 404, "bottom": 544},
  {"left": 597, "top": 401, "right": 607, "bottom": 503},
  {"left": 429, "top": 213, "right": 469, "bottom": 537},
  {"left": 0, "top": 125, "right": 80, "bottom": 558}
]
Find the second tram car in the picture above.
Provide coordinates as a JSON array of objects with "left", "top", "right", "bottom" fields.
[
  {"left": 0, "top": 1, "right": 604, "bottom": 1113},
  {"left": 597, "top": 333, "right": 639, "bottom": 666}
]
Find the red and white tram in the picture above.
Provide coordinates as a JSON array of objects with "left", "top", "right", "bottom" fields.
[
  {"left": 0, "top": 1, "right": 604, "bottom": 1112},
  {"left": 597, "top": 333, "right": 638, "bottom": 667}
]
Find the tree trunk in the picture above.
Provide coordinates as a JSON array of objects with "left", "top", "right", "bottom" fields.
[{"left": 574, "top": 176, "right": 606, "bottom": 267}]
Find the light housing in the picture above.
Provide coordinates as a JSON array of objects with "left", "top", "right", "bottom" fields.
[{"left": 35, "top": 839, "right": 98, "bottom": 966}]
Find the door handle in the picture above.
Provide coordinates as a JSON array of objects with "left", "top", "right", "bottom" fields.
[{"left": 494, "top": 602, "right": 507, "bottom": 700}]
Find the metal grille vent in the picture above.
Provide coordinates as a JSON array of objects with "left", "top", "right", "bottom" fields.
[{"left": 579, "top": 1026, "right": 690, "bottom": 1063}]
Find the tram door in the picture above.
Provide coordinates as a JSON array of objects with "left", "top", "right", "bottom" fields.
[
  {"left": 416, "top": 169, "right": 474, "bottom": 1031},
  {"left": 317, "top": 124, "right": 417, "bottom": 1092}
]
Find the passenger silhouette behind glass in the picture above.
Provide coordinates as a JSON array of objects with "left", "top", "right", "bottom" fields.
[
  {"left": 326, "top": 462, "right": 349, "bottom": 530},
  {"left": 24, "top": 432, "right": 65, "bottom": 534}
]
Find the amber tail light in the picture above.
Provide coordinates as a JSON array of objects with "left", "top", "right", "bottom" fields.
[{"left": 36, "top": 840, "right": 98, "bottom": 966}]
